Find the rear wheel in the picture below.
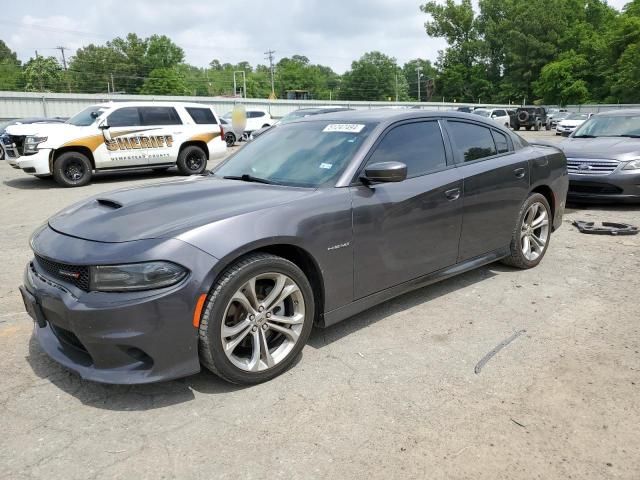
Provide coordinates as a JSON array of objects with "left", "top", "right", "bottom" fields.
[
  {"left": 502, "top": 193, "right": 552, "bottom": 269},
  {"left": 198, "top": 253, "right": 315, "bottom": 384},
  {"left": 176, "top": 145, "right": 207, "bottom": 175},
  {"left": 52, "top": 151, "right": 92, "bottom": 187}
]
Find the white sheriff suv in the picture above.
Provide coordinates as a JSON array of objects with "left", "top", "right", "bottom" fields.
[{"left": 4, "top": 101, "right": 226, "bottom": 187}]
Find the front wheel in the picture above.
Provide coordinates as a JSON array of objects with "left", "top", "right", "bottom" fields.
[
  {"left": 176, "top": 145, "right": 207, "bottom": 175},
  {"left": 52, "top": 151, "right": 93, "bottom": 187},
  {"left": 198, "top": 253, "right": 315, "bottom": 384},
  {"left": 502, "top": 193, "right": 552, "bottom": 269}
]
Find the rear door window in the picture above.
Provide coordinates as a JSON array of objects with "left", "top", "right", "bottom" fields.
[
  {"left": 186, "top": 107, "right": 217, "bottom": 125},
  {"left": 107, "top": 107, "right": 141, "bottom": 127},
  {"left": 447, "top": 121, "right": 497, "bottom": 162},
  {"left": 491, "top": 130, "right": 510, "bottom": 154},
  {"left": 139, "top": 107, "right": 182, "bottom": 126}
]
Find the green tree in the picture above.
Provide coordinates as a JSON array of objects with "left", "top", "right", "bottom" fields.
[
  {"left": 340, "top": 51, "right": 408, "bottom": 101},
  {"left": 403, "top": 59, "right": 438, "bottom": 100},
  {"left": 68, "top": 44, "right": 130, "bottom": 93},
  {"left": 139, "top": 67, "right": 189, "bottom": 95},
  {"left": 24, "top": 56, "right": 63, "bottom": 92},
  {"left": 0, "top": 40, "right": 23, "bottom": 90},
  {"left": 145, "top": 35, "right": 185, "bottom": 70},
  {"left": 534, "top": 52, "right": 590, "bottom": 104}
]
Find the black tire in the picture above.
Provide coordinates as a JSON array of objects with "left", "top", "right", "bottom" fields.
[
  {"left": 52, "top": 151, "right": 92, "bottom": 187},
  {"left": 176, "top": 145, "right": 207, "bottom": 175},
  {"left": 501, "top": 193, "right": 552, "bottom": 269},
  {"left": 513, "top": 124, "right": 520, "bottom": 131},
  {"left": 225, "top": 133, "right": 236, "bottom": 147},
  {"left": 525, "top": 126, "right": 531, "bottom": 131},
  {"left": 152, "top": 167, "right": 170, "bottom": 173},
  {"left": 198, "top": 253, "right": 315, "bottom": 384},
  {"left": 545, "top": 123, "right": 551, "bottom": 131}
]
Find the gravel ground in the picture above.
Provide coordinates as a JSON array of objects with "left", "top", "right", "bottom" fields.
[{"left": 0, "top": 131, "right": 639, "bottom": 480}]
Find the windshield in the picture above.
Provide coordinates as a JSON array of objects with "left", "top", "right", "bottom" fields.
[
  {"left": 472, "top": 109, "right": 490, "bottom": 117},
  {"left": 573, "top": 114, "right": 640, "bottom": 137},
  {"left": 280, "top": 110, "right": 318, "bottom": 124},
  {"left": 66, "top": 106, "right": 107, "bottom": 126},
  {"left": 214, "top": 120, "right": 374, "bottom": 187}
]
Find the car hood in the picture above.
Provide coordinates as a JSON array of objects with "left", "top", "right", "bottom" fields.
[
  {"left": 558, "top": 120, "right": 584, "bottom": 127},
  {"left": 5, "top": 122, "right": 79, "bottom": 137},
  {"left": 48, "top": 176, "right": 315, "bottom": 243},
  {"left": 559, "top": 137, "right": 640, "bottom": 161}
]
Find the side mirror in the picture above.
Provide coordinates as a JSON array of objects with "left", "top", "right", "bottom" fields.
[
  {"left": 362, "top": 161, "right": 407, "bottom": 184},
  {"left": 491, "top": 113, "right": 497, "bottom": 118},
  {"left": 98, "top": 119, "right": 112, "bottom": 142}
]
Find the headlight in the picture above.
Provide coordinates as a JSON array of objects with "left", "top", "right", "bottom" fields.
[
  {"left": 24, "top": 136, "right": 48, "bottom": 154},
  {"left": 90, "top": 261, "right": 188, "bottom": 292},
  {"left": 622, "top": 159, "right": 640, "bottom": 171}
]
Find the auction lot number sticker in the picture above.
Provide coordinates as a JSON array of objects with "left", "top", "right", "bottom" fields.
[{"left": 323, "top": 124, "right": 366, "bottom": 133}]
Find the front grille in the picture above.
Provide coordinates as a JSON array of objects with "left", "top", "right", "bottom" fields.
[
  {"left": 34, "top": 255, "right": 90, "bottom": 291},
  {"left": 7, "top": 134, "right": 25, "bottom": 155},
  {"left": 567, "top": 158, "right": 619, "bottom": 175}
]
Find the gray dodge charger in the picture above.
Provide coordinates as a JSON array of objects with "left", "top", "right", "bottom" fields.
[{"left": 20, "top": 110, "right": 568, "bottom": 385}]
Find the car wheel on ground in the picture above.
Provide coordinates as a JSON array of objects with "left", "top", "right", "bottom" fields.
[
  {"left": 225, "top": 133, "right": 236, "bottom": 147},
  {"left": 176, "top": 145, "right": 207, "bottom": 175},
  {"left": 513, "top": 124, "right": 520, "bottom": 131},
  {"left": 502, "top": 193, "right": 552, "bottom": 269},
  {"left": 52, "top": 151, "right": 93, "bottom": 187},
  {"left": 198, "top": 253, "right": 315, "bottom": 385},
  {"left": 526, "top": 126, "right": 531, "bottom": 131}
]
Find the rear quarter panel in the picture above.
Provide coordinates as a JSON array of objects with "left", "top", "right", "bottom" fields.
[{"left": 529, "top": 145, "right": 568, "bottom": 230}]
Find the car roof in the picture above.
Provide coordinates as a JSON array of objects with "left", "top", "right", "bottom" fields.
[
  {"left": 594, "top": 108, "right": 640, "bottom": 116},
  {"left": 295, "top": 108, "right": 504, "bottom": 125},
  {"left": 93, "top": 101, "right": 216, "bottom": 109}
]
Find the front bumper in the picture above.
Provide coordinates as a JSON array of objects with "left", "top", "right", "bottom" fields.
[
  {"left": 568, "top": 170, "right": 640, "bottom": 203},
  {"left": 556, "top": 126, "right": 576, "bottom": 136},
  {"left": 22, "top": 226, "right": 219, "bottom": 384},
  {"left": 15, "top": 149, "right": 52, "bottom": 175}
]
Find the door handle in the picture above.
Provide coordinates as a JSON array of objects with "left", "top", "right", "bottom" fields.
[
  {"left": 514, "top": 168, "right": 526, "bottom": 178},
  {"left": 444, "top": 188, "right": 461, "bottom": 201}
]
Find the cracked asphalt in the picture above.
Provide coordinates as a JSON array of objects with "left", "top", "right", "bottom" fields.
[{"left": 1, "top": 132, "right": 638, "bottom": 479}]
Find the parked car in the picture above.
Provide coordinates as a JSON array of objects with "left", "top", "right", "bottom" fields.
[
  {"left": 472, "top": 108, "right": 511, "bottom": 128},
  {"left": 4, "top": 102, "right": 226, "bottom": 187},
  {"left": 548, "top": 111, "right": 571, "bottom": 129},
  {"left": 556, "top": 113, "right": 591, "bottom": 136},
  {"left": 512, "top": 106, "right": 549, "bottom": 131},
  {"left": 557, "top": 109, "right": 640, "bottom": 202},
  {"left": 250, "top": 106, "right": 353, "bottom": 140},
  {"left": 21, "top": 110, "right": 568, "bottom": 385},
  {"left": 219, "top": 117, "right": 245, "bottom": 147},
  {"left": 0, "top": 117, "right": 67, "bottom": 160},
  {"left": 222, "top": 109, "right": 274, "bottom": 134}
]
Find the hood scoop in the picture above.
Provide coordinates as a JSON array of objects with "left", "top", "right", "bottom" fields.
[{"left": 96, "top": 198, "right": 123, "bottom": 209}]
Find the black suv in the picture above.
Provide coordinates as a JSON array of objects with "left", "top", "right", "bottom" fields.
[{"left": 513, "top": 107, "right": 549, "bottom": 131}]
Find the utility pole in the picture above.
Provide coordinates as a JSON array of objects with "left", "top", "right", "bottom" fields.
[
  {"left": 416, "top": 66, "right": 423, "bottom": 103},
  {"left": 110, "top": 73, "right": 115, "bottom": 94},
  {"left": 395, "top": 73, "right": 398, "bottom": 102},
  {"left": 233, "top": 71, "right": 247, "bottom": 98},
  {"left": 264, "top": 49, "right": 276, "bottom": 99},
  {"left": 56, "top": 46, "right": 69, "bottom": 70}
]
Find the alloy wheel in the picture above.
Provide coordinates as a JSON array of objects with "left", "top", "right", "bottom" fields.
[
  {"left": 64, "top": 159, "right": 85, "bottom": 181},
  {"left": 520, "top": 202, "right": 550, "bottom": 261},
  {"left": 221, "top": 272, "right": 305, "bottom": 372},
  {"left": 186, "top": 152, "right": 204, "bottom": 171}
]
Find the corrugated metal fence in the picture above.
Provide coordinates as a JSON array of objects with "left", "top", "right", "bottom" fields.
[
  {"left": 0, "top": 91, "right": 511, "bottom": 120},
  {"left": 1, "top": 91, "right": 638, "bottom": 120}
]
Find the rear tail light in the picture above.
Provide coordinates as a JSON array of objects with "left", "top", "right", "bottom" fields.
[{"left": 220, "top": 125, "right": 224, "bottom": 141}]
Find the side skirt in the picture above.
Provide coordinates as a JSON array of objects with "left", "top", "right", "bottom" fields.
[{"left": 319, "top": 247, "right": 509, "bottom": 328}]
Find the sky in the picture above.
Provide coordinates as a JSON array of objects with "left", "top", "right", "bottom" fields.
[{"left": 2, "top": 0, "right": 631, "bottom": 74}]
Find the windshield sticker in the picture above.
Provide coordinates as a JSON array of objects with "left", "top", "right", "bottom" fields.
[
  {"left": 319, "top": 163, "right": 333, "bottom": 169},
  {"left": 323, "top": 124, "right": 365, "bottom": 133}
]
